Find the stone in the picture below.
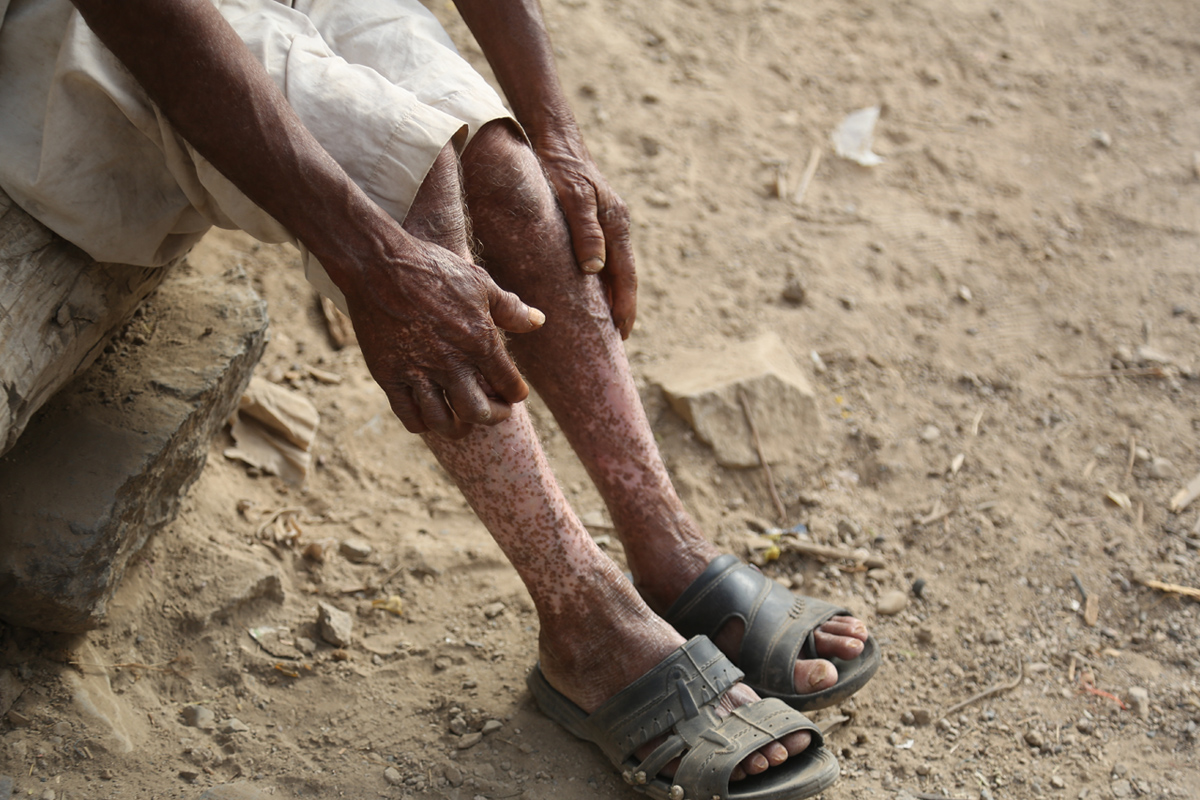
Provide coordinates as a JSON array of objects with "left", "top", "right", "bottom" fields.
[
  {"left": 0, "top": 269, "right": 268, "bottom": 632},
  {"left": 383, "top": 767, "right": 403, "bottom": 786},
  {"left": 646, "top": 333, "right": 821, "bottom": 468},
  {"left": 294, "top": 636, "right": 316, "bottom": 655},
  {"left": 0, "top": 189, "right": 170, "bottom": 456},
  {"left": 876, "top": 590, "right": 908, "bottom": 615},
  {"left": 1024, "top": 730, "right": 1045, "bottom": 748},
  {"left": 481, "top": 602, "right": 507, "bottom": 619},
  {"left": 0, "top": 775, "right": 13, "bottom": 800},
  {"left": 449, "top": 715, "right": 470, "bottom": 736},
  {"left": 338, "top": 539, "right": 373, "bottom": 563},
  {"left": 317, "top": 601, "right": 353, "bottom": 648},
  {"left": 198, "top": 784, "right": 270, "bottom": 800},
  {"left": 1110, "top": 779, "right": 1133, "bottom": 799},
  {"left": 1125, "top": 687, "right": 1150, "bottom": 720},
  {"left": 919, "top": 424, "right": 941, "bottom": 443},
  {"left": 181, "top": 705, "right": 216, "bottom": 731},
  {"left": 911, "top": 708, "right": 933, "bottom": 726},
  {"left": 443, "top": 764, "right": 464, "bottom": 787},
  {"left": 457, "top": 732, "right": 483, "bottom": 750},
  {"left": 482, "top": 719, "right": 503, "bottom": 735},
  {"left": 218, "top": 718, "right": 249, "bottom": 734},
  {"left": 982, "top": 629, "right": 1004, "bottom": 645},
  {"left": 1148, "top": 458, "right": 1176, "bottom": 480},
  {"left": 0, "top": 670, "right": 22, "bottom": 719}
]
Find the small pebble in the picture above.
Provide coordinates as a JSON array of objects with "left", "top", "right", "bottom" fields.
[
  {"left": 482, "top": 602, "right": 507, "bottom": 619},
  {"left": 782, "top": 277, "right": 807, "bottom": 306},
  {"left": 1050, "top": 775, "right": 1065, "bottom": 789},
  {"left": 915, "top": 627, "right": 934, "bottom": 644},
  {"left": 911, "top": 578, "right": 927, "bottom": 598},
  {"left": 339, "top": 539, "right": 373, "bottom": 563},
  {"left": 457, "top": 732, "right": 483, "bottom": 750},
  {"left": 1148, "top": 458, "right": 1176, "bottom": 480},
  {"left": 317, "top": 601, "right": 353, "bottom": 648},
  {"left": 294, "top": 636, "right": 316, "bottom": 655},
  {"left": 383, "top": 767, "right": 403, "bottom": 786},
  {"left": 449, "top": 715, "right": 469, "bottom": 736},
  {"left": 982, "top": 629, "right": 1004, "bottom": 645},
  {"left": 218, "top": 718, "right": 249, "bottom": 734},
  {"left": 919, "top": 424, "right": 941, "bottom": 443},
  {"left": 182, "top": 705, "right": 216, "bottom": 730},
  {"left": 911, "top": 708, "right": 933, "bottom": 726},
  {"left": 1024, "top": 730, "right": 1045, "bottom": 748},
  {"left": 443, "top": 764, "right": 464, "bottom": 787},
  {"left": 482, "top": 719, "right": 503, "bottom": 735},
  {"left": 1126, "top": 687, "right": 1150, "bottom": 720},
  {"left": 876, "top": 590, "right": 908, "bottom": 615}
]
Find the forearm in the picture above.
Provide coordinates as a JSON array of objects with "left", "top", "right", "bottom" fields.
[
  {"left": 69, "top": 0, "right": 406, "bottom": 289},
  {"left": 452, "top": 0, "right": 579, "bottom": 145}
]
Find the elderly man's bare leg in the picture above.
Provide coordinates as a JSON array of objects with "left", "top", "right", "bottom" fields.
[
  {"left": 460, "top": 121, "right": 870, "bottom": 697},
  {"left": 403, "top": 137, "right": 810, "bottom": 781}
]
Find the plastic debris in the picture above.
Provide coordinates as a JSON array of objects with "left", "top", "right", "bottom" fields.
[{"left": 832, "top": 106, "right": 884, "bottom": 166}]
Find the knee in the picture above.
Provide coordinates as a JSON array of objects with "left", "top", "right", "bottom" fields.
[{"left": 462, "top": 121, "right": 556, "bottom": 228}]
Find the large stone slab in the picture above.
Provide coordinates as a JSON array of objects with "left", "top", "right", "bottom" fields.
[
  {"left": 0, "top": 188, "right": 167, "bottom": 457},
  {"left": 0, "top": 268, "right": 268, "bottom": 632},
  {"left": 647, "top": 332, "right": 822, "bottom": 468}
]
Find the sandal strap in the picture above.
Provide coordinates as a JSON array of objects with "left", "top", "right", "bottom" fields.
[
  {"left": 671, "top": 700, "right": 824, "bottom": 800},
  {"left": 664, "top": 555, "right": 848, "bottom": 696},
  {"left": 579, "top": 636, "right": 743, "bottom": 765}
]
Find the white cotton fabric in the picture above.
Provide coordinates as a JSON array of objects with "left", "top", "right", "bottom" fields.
[{"left": 0, "top": 0, "right": 512, "bottom": 308}]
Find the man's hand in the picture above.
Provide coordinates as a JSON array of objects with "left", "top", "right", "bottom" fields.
[
  {"left": 454, "top": 0, "right": 639, "bottom": 338},
  {"left": 342, "top": 235, "right": 544, "bottom": 439},
  {"left": 533, "top": 128, "right": 638, "bottom": 340}
]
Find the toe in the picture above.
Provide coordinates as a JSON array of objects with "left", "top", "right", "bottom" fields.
[
  {"left": 820, "top": 615, "right": 869, "bottom": 641},
  {"left": 793, "top": 658, "right": 837, "bottom": 693},
  {"left": 761, "top": 740, "right": 789, "bottom": 767},
  {"left": 813, "top": 629, "right": 866, "bottom": 660},
  {"left": 743, "top": 751, "right": 771, "bottom": 775},
  {"left": 781, "top": 730, "right": 813, "bottom": 757}
]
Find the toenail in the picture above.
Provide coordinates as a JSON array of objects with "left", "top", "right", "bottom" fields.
[
  {"left": 752, "top": 754, "right": 769, "bottom": 771},
  {"left": 809, "top": 665, "right": 832, "bottom": 688}
]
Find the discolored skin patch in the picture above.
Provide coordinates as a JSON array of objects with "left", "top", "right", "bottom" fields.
[{"left": 405, "top": 121, "right": 869, "bottom": 781}]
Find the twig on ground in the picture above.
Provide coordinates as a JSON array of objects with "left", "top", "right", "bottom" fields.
[
  {"left": 1060, "top": 367, "right": 1169, "bottom": 379},
  {"left": 939, "top": 660, "right": 1024, "bottom": 720},
  {"left": 1135, "top": 575, "right": 1200, "bottom": 601},
  {"left": 1124, "top": 435, "right": 1137, "bottom": 485},
  {"left": 791, "top": 147, "right": 822, "bottom": 205},
  {"left": 738, "top": 389, "right": 787, "bottom": 525},
  {"left": 255, "top": 506, "right": 305, "bottom": 539}
]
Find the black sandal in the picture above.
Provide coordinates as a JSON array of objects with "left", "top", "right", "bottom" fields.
[
  {"left": 661, "top": 555, "right": 881, "bottom": 711},
  {"left": 527, "top": 636, "right": 840, "bottom": 800}
]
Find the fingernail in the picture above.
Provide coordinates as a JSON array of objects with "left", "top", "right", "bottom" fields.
[
  {"left": 528, "top": 307, "right": 546, "bottom": 327},
  {"left": 581, "top": 257, "right": 604, "bottom": 273}
]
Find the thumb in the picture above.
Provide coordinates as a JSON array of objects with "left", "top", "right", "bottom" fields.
[{"left": 488, "top": 281, "right": 545, "bottom": 333}]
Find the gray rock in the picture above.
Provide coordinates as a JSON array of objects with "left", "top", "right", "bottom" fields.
[
  {"left": 317, "top": 601, "right": 353, "bottom": 648},
  {"left": 0, "top": 270, "right": 267, "bottom": 632},
  {"left": 181, "top": 705, "right": 216, "bottom": 731},
  {"left": 294, "top": 636, "right": 316, "bottom": 655},
  {"left": 646, "top": 333, "right": 821, "bottom": 468},
  {"left": 482, "top": 719, "right": 503, "bottom": 735},
  {"left": 338, "top": 539, "right": 372, "bottom": 563},
  {"left": 457, "top": 732, "right": 483, "bottom": 750},
  {"left": 383, "top": 767, "right": 403, "bottom": 786},
  {"left": 911, "top": 708, "right": 933, "bottom": 726},
  {"left": 218, "top": 718, "right": 249, "bottom": 734},
  {"left": 1024, "top": 730, "right": 1044, "bottom": 748},
  {"left": 982, "top": 629, "right": 1004, "bottom": 645},
  {"left": 443, "top": 764, "right": 464, "bottom": 787},
  {"left": 481, "top": 602, "right": 506, "bottom": 619},
  {"left": 1111, "top": 779, "right": 1134, "bottom": 799},
  {"left": 449, "top": 714, "right": 469, "bottom": 736},
  {"left": 0, "top": 774, "right": 13, "bottom": 800},
  {"left": 197, "top": 784, "right": 269, "bottom": 800},
  {"left": 876, "top": 590, "right": 908, "bottom": 615}
]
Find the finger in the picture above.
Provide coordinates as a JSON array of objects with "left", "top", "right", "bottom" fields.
[
  {"left": 444, "top": 368, "right": 511, "bottom": 427},
  {"left": 385, "top": 384, "right": 429, "bottom": 435},
  {"left": 554, "top": 177, "right": 606, "bottom": 273},
  {"left": 411, "top": 380, "right": 467, "bottom": 439},
  {"left": 488, "top": 281, "right": 545, "bottom": 334},
  {"left": 598, "top": 197, "right": 637, "bottom": 338}
]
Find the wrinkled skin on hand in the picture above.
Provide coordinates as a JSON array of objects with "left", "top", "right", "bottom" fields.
[
  {"left": 532, "top": 127, "right": 638, "bottom": 339},
  {"left": 341, "top": 233, "right": 542, "bottom": 439}
]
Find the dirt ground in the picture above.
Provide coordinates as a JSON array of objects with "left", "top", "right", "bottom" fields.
[{"left": 2, "top": 0, "right": 1199, "bottom": 798}]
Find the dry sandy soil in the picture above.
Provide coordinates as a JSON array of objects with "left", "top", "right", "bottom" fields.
[{"left": 2, "top": 0, "right": 1199, "bottom": 798}]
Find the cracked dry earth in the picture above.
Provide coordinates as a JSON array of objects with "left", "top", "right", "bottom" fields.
[{"left": 1, "top": 0, "right": 1199, "bottom": 798}]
